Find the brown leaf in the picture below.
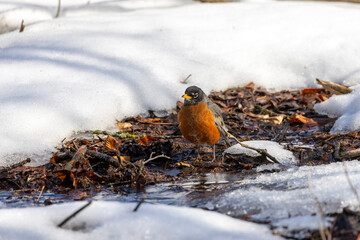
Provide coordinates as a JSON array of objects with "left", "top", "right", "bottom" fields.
[
  {"left": 301, "top": 88, "right": 322, "bottom": 95},
  {"left": 268, "top": 115, "right": 284, "bottom": 125},
  {"left": 64, "top": 145, "right": 87, "bottom": 171},
  {"left": 246, "top": 112, "right": 270, "bottom": 119},
  {"left": 114, "top": 156, "right": 130, "bottom": 162},
  {"left": 316, "top": 93, "right": 328, "bottom": 102},
  {"left": 116, "top": 122, "right": 133, "bottom": 130},
  {"left": 316, "top": 78, "right": 352, "bottom": 95},
  {"left": 176, "top": 161, "right": 194, "bottom": 168},
  {"left": 288, "top": 113, "right": 317, "bottom": 125},
  {"left": 53, "top": 170, "right": 68, "bottom": 181},
  {"left": 137, "top": 135, "right": 157, "bottom": 145},
  {"left": 105, "top": 135, "right": 118, "bottom": 150},
  {"left": 245, "top": 82, "right": 255, "bottom": 89}
]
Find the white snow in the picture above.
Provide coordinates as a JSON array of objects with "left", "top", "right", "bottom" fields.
[
  {"left": 314, "top": 88, "right": 360, "bottom": 134},
  {"left": 1, "top": 0, "right": 360, "bottom": 165},
  {"left": 224, "top": 140, "right": 298, "bottom": 166},
  {"left": 0, "top": 201, "right": 281, "bottom": 240},
  {"left": 196, "top": 160, "right": 360, "bottom": 237}
]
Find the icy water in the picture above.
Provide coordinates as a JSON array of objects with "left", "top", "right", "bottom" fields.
[{"left": 0, "top": 172, "right": 248, "bottom": 210}]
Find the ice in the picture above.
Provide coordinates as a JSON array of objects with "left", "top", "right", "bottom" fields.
[
  {"left": 194, "top": 160, "right": 360, "bottom": 236},
  {"left": 224, "top": 140, "right": 298, "bottom": 166},
  {"left": 0, "top": 201, "right": 281, "bottom": 240}
]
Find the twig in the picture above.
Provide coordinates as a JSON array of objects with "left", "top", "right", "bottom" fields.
[
  {"left": 180, "top": 74, "right": 192, "bottom": 84},
  {"left": 340, "top": 148, "right": 360, "bottom": 159},
  {"left": 91, "top": 130, "right": 181, "bottom": 139},
  {"left": 144, "top": 153, "right": 171, "bottom": 164},
  {"left": 133, "top": 196, "right": 146, "bottom": 212},
  {"left": 86, "top": 150, "right": 120, "bottom": 168},
  {"left": 308, "top": 174, "right": 332, "bottom": 240},
  {"left": 58, "top": 200, "right": 92, "bottom": 228},
  {"left": 19, "top": 20, "right": 25, "bottom": 32},
  {"left": 343, "top": 162, "right": 360, "bottom": 208},
  {"left": 36, "top": 185, "right": 45, "bottom": 203},
  {"left": 55, "top": 0, "right": 61, "bottom": 18},
  {"left": 227, "top": 133, "right": 280, "bottom": 164},
  {"left": 334, "top": 141, "right": 341, "bottom": 161},
  {"left": 275, "top": 122, "right": 289, "bottom": 142},
  {"left": 1, "top": 158, "right": 31, "bottom": 172}
]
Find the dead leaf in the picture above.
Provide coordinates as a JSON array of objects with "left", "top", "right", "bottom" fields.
[
  {"left": 246, "top": 112, "right": 270, "bottom": 119},
  {"left": 114, "top": 156, "right": 131, "bottom": 162},
  {"left": 316, "top": 93, "right": 328, "bottom": 102},
  {"left": 288, "top": 113, "right": 317, "bottom": 125},
  {"left": 301, "top": 88, "right": 322, "bottom": 95},
  {"left": 105, "top": 135, "right": 118, "bottom": 150},
  {"left": 268, "top": 115, "right": 284, "bottom": 125},
  {"left": 54, "top": 170, "right": 68, "bottom": 181},
  {"left": 116, "top": 122, "right": 133, "bottom": 130},
  {"left": 245, "top": 82, "right": 255, "bottom": 89},
  {"left": 316, "top": 78, "right": 352, "bottom": 95},
  {"left": 137, "top": 135, "right": 157, "bottom": 145},
  {"left": 64, "top": 145, "right": 87, "bottom": 170},
  {"left": 176, "top": 161, "right": 194, "bottom": 168}
]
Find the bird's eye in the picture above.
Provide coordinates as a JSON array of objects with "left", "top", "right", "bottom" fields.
[{"left": 193, "top": 93, "right": 199, "bottom": 98}]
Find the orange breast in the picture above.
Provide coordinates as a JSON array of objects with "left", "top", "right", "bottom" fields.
[{"left": 178, "top": 103, "right": 220, "bottom": 145}]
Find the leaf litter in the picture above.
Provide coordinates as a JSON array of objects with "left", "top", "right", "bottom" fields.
[{"left": 2, "top": 82, "right": 360, "bottom": 238}]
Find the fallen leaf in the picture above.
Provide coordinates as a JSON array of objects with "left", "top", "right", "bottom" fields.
[
  {"left": 288, "top": 113, "right": 317, "bottom": 125},
  {"left": 105, "top": 135, "right": 118, "bottom": 150},
  {"left": 114, "top": 156, "right": 131, "bottom": 162},
  {"left": 301, "top": 88, "right": 322, "bottom": 95},
  {"left": 116, "top": 122, "right": 133, "bottom": 130},
  {"left": 316, "top": 93, "right": 328, "bottom": 102},
  {"left": 137, "top": 135, "right": 157, "bottom": 145},
  {"left": 176, "top": 161, "right": 194, "bottom": 168},
  {"left": 246, "top": 112, "right": 270, "bottom": 119},
  {"left": 245, "top": 82, "right": 255, "bottom": 89},
  {"left": 268, "top": 115, "right": 284, "bottom": 125}
]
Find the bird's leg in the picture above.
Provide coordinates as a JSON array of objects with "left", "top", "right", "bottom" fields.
[{"left": 212, "top": 145, "right": 216, "bottom": 162}]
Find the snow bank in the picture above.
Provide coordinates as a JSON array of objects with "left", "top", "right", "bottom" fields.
[
  {"left": 1, "top": 1, "right": 360, "bottom": 164},
  {"left": 0, "top": 201, "right": 281, "bottom": 240},
  {"left": 314, "top": 89, "right": 360, "bottom": 134}
]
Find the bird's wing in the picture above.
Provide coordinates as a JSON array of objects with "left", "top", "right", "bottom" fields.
[{"left": 206, "top": 99, "right": 231, "bottom": 146}]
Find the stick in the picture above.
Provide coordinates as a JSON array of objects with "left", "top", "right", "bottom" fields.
[
  {"left": 36, "top": 185, "right": 45, "bottom": 203},
  {"left": 91, "top": 130, "right": 181, "bottom": 140},
  {"left": 19, "top": 20, "right": 25, "bottom": 32},
  {"left": 227, "top": 133, "right": 280, "bottom": 164},
  {"left": 133, "top": 196, "right": 146, "bottom": 212},
  {"left": 308, "top": 174, "right": 332, "bottom": 240},
  {"left": 316, "top": 79, "right": 352, "bottom": 95},
  {"left": 343, "top": 162, "right": 360, "bottom": 208},
  {"left": 340, "top": 148, "right": 360, "bottom": 159},
  {"left": 1, "top": 158, "right": 31, "bottom": 172},
  {"left": 86, "top": 150, "right": 120, "bottom": 168},
  {"left": 58, "top": 200, "right": 92, "bottom": 228},
  {"left": 180, "top": 74, "right": 192, "bottom": 84},
  {"left": 144, "top": 153, "right": 171, "bottom": 164},
  {"left": 55, "top": 0, "right": 61, "bottom": 18}
]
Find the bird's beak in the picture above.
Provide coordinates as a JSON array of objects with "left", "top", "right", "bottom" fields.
[{"left": 182, "top": 94, "right": 192, "bottom": 99}]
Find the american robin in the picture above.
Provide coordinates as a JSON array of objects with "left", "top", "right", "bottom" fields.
[{"left": 178, "top": 86, "right": 231, "bottom": 160}]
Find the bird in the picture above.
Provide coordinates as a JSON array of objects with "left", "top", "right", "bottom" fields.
[{"left": 178, "top": 86, "right": 231, "bottom": 161}]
